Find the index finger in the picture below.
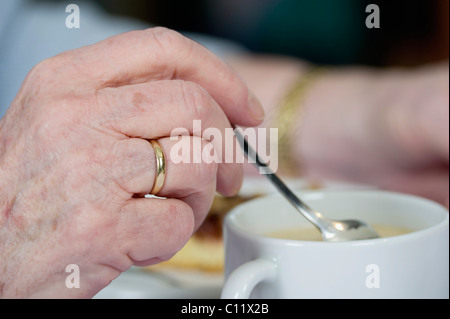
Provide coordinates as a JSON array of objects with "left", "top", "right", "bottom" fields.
[{"left": 56, "top": 27, "right": 265, "bottom": 127}]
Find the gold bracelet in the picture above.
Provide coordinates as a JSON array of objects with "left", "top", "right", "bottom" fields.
[{"left": 273, "top": 67, "right": 326, "bottom": 176}]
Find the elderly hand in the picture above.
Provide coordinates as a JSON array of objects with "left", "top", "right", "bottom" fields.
[{"left": 0, "top": 27, "right": 264, "bottom": 298}]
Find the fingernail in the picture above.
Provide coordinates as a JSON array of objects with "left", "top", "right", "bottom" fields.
[{"left": 248, "top": 91, "right": 265, "bottom": 122}]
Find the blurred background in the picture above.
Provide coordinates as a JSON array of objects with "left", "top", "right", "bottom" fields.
[
  {"left": 1, "top": 0, "right": 448, "bottom": 118},
  {"left": 36, "top": 0, "right": 449, "bottom": 66}
]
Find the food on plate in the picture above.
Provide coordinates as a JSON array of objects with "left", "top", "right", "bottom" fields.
[
  {"left": 145, "top": 179, "right": 323, "bottom": 273},
  {"left": 147, "top": 194, "right": 260, "bottom": 273}
]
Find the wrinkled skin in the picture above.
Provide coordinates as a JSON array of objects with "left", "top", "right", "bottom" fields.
[{"left": 0, "top": 27, "right": 264, "bottom": 298}]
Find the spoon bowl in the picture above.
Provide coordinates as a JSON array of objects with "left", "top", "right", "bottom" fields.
[{"left": 316, "top": 216, "right": 380, "bottom": 242}]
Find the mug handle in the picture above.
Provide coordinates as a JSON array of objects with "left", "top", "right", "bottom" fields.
[{"left": 221, "top": 259, "right": 278, "bottom": 299}]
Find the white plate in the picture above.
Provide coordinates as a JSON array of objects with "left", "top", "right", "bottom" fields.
[
  {"left": 95, "top": 177, "right": 374, "bottom": 299},
  {"left": 94, "top": 267, "right": 224, "bottom": 299}
]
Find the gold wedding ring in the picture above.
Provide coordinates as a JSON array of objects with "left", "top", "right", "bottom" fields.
[{"left": 149, "top": 139, "right": 166, "bottom": 195}]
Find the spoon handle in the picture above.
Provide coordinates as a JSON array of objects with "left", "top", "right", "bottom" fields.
[{"left": 234, "top": 128, "right": 325, "bottom": 227}]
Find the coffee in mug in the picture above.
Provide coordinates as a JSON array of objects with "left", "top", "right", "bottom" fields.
[{"left": 221, "top": 191, "right": 449, "bottom": 299}]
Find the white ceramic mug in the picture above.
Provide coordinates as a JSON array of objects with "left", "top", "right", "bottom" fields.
[{"left": 221, "top": 191, "right": 449, "bottom": 299}]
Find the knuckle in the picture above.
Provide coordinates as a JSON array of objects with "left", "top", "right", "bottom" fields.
[
  {"left": 179, "top": 81, "right": 213, "bottom": 120},
  {"left": 29, "top": 56, "right": 59, "bottom": 77},
  {"left": 192, "top": 138, "right": 219, "bottom": 185},
  {"left": 148, "top": 27, "right": 186, "bottom": 56},
  {"left": 21, "top": 57, "right": 60, "bottom": 94}
]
